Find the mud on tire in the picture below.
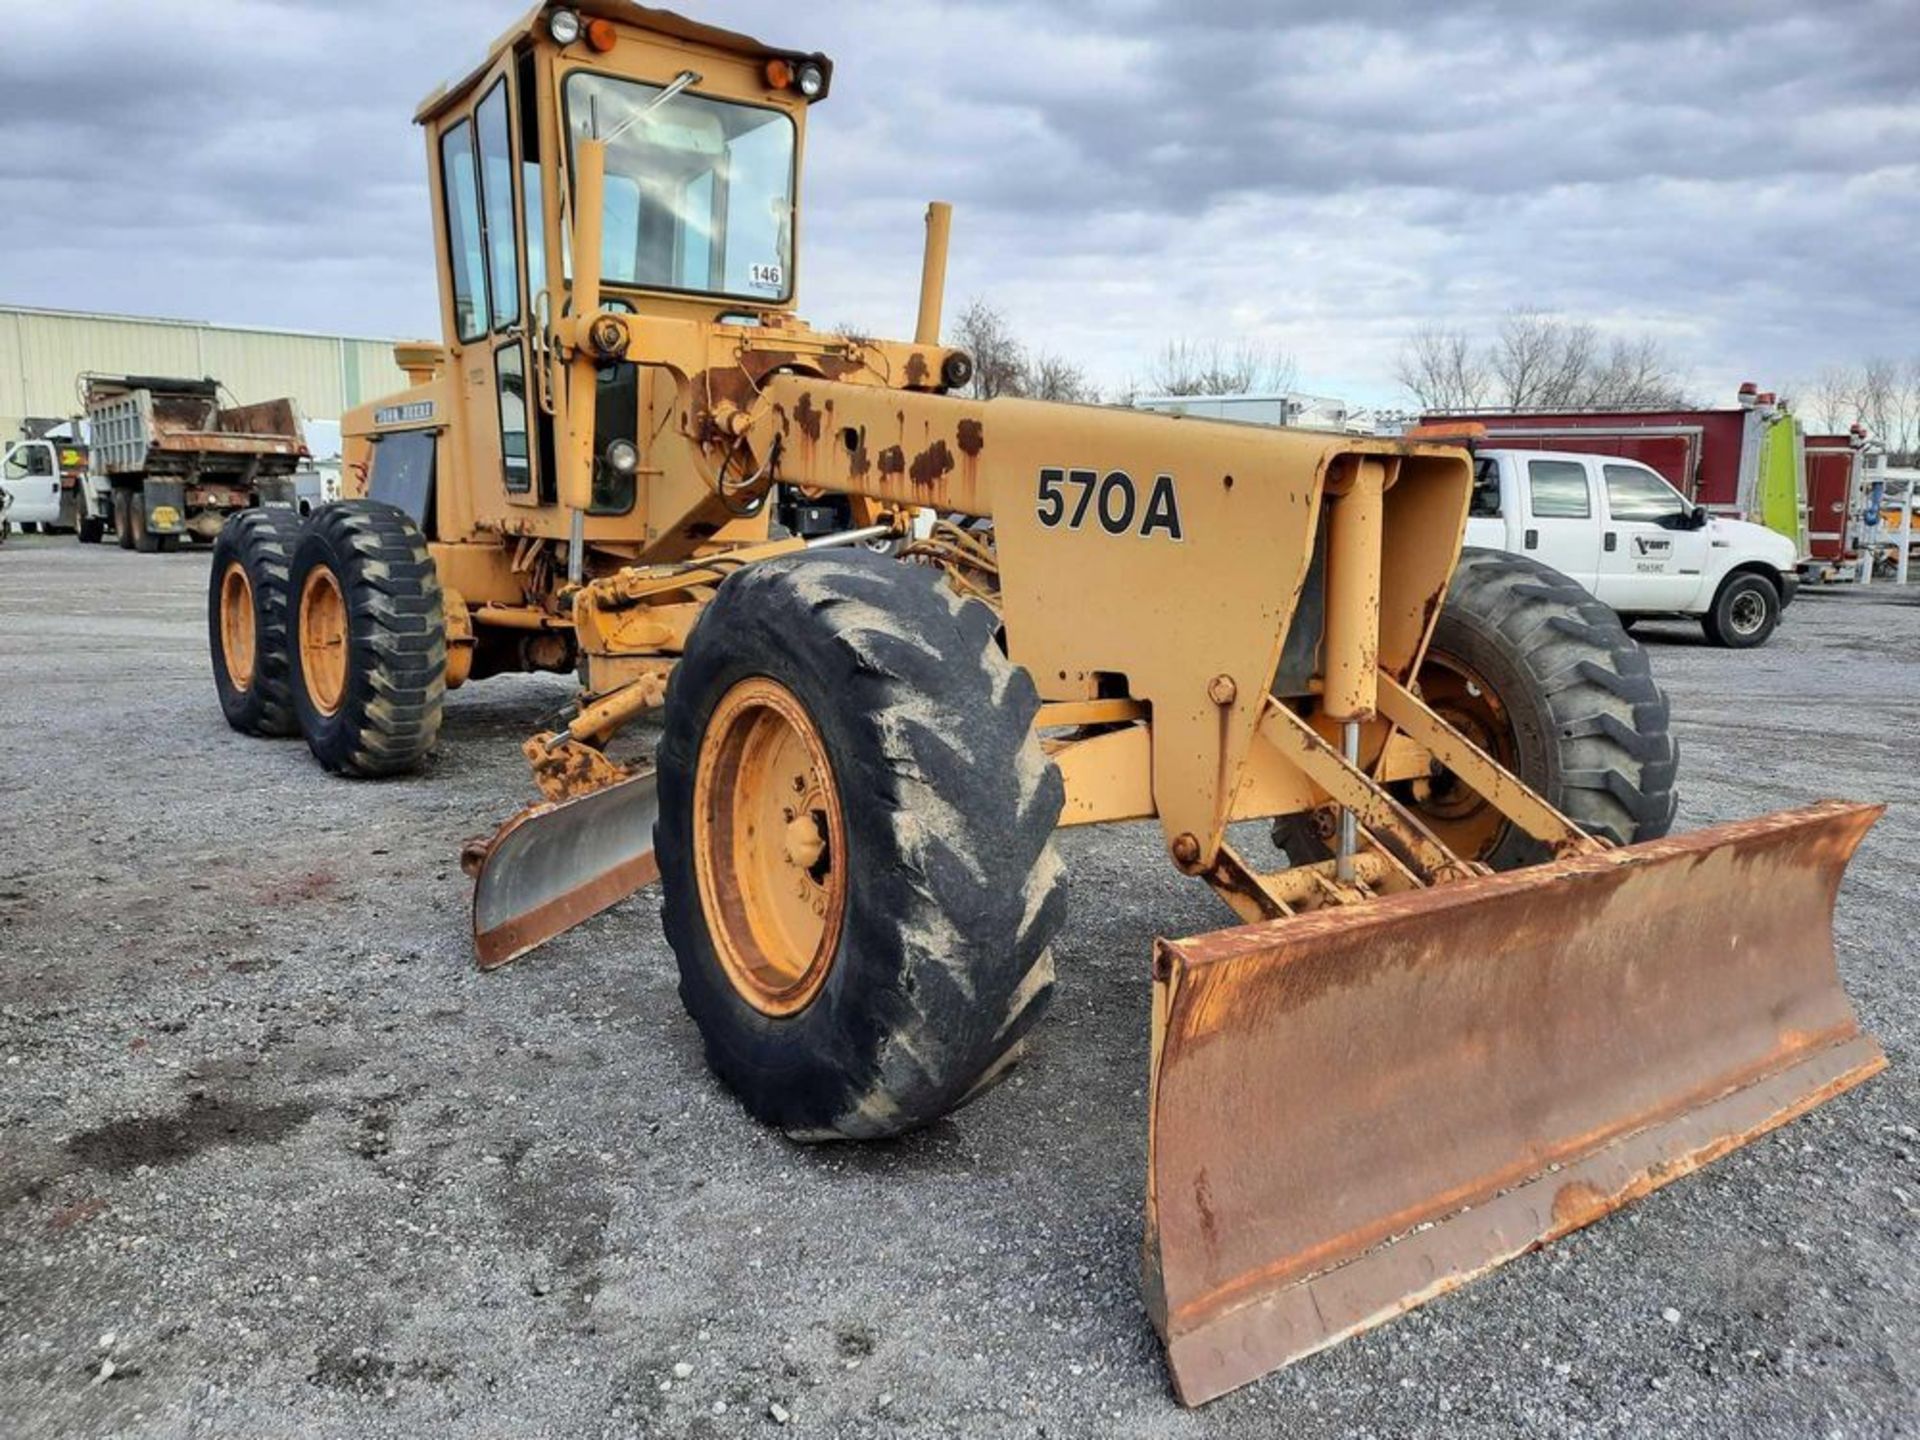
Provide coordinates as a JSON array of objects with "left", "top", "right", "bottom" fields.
[
  {"left": 208, "top": 507, "right": 305, "bottom": 737},
  {"left": 288, "top": 500, "right": 446, "bottom": 777},
  {"left": 657, "top": 550, "right": 1068, "bottom": 1140}
]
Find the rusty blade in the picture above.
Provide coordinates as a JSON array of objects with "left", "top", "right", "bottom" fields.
[
  {"left": 1145, "top": 800, "right": 1885, "bottom": 1407},
  {"left": 469, "top": 769, "right": 662, "bottom": 970}
]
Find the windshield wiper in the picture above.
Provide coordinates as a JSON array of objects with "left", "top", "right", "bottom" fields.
[{"left": 600, "top": 70, "right": 703, "bottom": 147}]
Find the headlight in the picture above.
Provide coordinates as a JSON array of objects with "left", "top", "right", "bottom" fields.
[
  {"left": 548, "top": 8, "right": 582, "bottom": 45},
  {"left": 604, "top": 439, "right": 639, "bottom": 476},
  {"left": 795, "top": 62, "right": 826, "bottom": 98}
]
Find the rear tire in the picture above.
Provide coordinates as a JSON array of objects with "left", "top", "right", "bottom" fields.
[
  {"left": 288, "top": 500, "right": 446, "bottom": 777},
  {"left": 78, "top": 512, "right": 104, "bottom": 544},
  {"left": 114, "top": 490, "right": 134, "bottom": 550},
  {"left": 130, "top": 494, "right": 160, "bottom": 553},
  {"left": 657, "top": 550, "right": 1067, "bottom": 1140},
  {"left": 1702, "top": 571, "right": 1779, "bottom": 649},
  {"left": 209, "top": 508, "right": 305, "bottom": 737},
  {"left": 1277, "top": 547, "right": 1677, "bottom": 870}
]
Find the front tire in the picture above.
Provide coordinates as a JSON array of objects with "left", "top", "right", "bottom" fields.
[
  {"left": 1702, "top": 571, "right": 1780, "bottom": 649},
  {"left": 657, "top": 550, "right": 1067, "bottom": 1140},
  {"left": 209, "top": 509, "right": 305, "bottom": 737},
  {"left": 1277, "top": 547, "right": 1677, "bottom": 870},
  {"left": 288, "top": 501, "right": 446, "bottom": 777}
]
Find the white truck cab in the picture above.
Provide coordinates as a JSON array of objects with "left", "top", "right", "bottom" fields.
[
  {"left": 1467, "top": 448, "right": 1800, "bottom": 647},
  {"left": 1, "top": 439, "right": 64, "bottom": 530}
]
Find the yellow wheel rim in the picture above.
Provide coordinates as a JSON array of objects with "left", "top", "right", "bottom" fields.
[
  {"left": 299, "top": 567, "right": 349, "bottom": 717},
  {"left": 693, "top": 677, "right": 848, "bottom": 1017},
  {"left": 219, "top": 562, "right": 256, "bottom": 693},
  {"left": 1407, "top": 651, "right": 1518, "bottom": 863}
]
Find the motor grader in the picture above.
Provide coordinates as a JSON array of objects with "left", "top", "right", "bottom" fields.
[{"left": 205, "top": 1, "right": 1885, "bottom": 1405}]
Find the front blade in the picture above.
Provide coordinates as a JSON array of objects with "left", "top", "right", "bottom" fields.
[
  {"left": 1145, "top": 801, "right": 1885, "bottom": 1406},
  {"left": 468, "top": 769, "right": 662, "bottom": 970}
]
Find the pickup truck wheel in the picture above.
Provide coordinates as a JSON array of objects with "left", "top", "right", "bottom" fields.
[
  {"left": 1275, "top": 547, "right": 1677, "bottom": 870},
  {"left": 209, "top": 509, "right": 305, "bottom": 737},
  {"left": 1702, "top": 572, "right": 1779, "bottom": 649},
  {"left": 288, "top": 500, "right": 446, "bottom": 777}
]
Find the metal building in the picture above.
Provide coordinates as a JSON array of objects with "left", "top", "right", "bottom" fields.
[{"left": 0, "top": 304, "right": 410, "bottom": 455}]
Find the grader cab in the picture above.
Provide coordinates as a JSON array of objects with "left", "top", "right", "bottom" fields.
[{"left": 204, "top": 2, "right": 1885, "bottom": 1405}]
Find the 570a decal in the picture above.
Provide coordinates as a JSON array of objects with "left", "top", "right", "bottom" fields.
[{"left": 1036, "top": 468, "right": 1184, "bottom": 540}]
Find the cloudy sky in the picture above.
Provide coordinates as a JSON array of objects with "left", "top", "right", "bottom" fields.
[{"left": 2, "top": 0, "right": 1915, "bottom": 407}]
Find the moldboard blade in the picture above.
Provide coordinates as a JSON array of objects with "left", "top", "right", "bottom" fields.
[
  {"left": 468, "top": 770, "right": 662, "bottom": 970},
  {"left": 1145, "top": 801, "right": 1885, "bottom": 1406}
]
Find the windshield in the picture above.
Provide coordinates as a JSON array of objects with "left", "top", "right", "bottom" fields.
[{"left": 565, "top": 71, "right": 796, "bottom": 303}]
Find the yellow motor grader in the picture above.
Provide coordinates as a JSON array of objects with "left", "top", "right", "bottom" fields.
[{"left": 205, "top": 1, "right": 1884, "bottom": 1405}]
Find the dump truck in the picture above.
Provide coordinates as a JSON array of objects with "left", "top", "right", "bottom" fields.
[
  {"left": 204, "top": 3, "right": 1884, "bottom": 1405},
  {"left": 78, "top": 374, "right": 307, "bottom": 552}
]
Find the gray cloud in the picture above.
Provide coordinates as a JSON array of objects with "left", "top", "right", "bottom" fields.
[{"left": 1, "top": 0, "right": 1913, "bottom": 403}]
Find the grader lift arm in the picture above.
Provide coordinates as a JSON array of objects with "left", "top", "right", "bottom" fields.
[{"left": 314, "top": 4, "right": 1882, "bottom": 1406}]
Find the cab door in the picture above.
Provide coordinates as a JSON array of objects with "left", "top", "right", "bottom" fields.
[
  {"left": 1594, "top": 461, "right": 1709, "bottom": 612},
  {"left": 2, "top": 441, "right": 62, "bottom": 526},
  {"left": 439, "top": 59, "right": 551, "bottom": 520},
  {"left": 1517, "top": 456, "right": 1601, "bottom": 589}
]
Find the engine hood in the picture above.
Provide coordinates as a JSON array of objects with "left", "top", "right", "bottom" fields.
[{"left": 1709, "top": 516, "right": 1798, "bottom": 568}]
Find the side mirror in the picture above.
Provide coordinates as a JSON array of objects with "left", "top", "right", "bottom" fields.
[{"left": 1690, "top": 506, "right": 1710, "bottom": 530}]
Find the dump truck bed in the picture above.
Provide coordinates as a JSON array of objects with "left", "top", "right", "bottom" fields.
[{"left": 84, "top": 376, "right": 305, "bottom": 479}]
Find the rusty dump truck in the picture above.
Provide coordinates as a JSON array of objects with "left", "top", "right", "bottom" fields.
[{"left": 76, "top": 374, "right": 307, "bottom": 551}]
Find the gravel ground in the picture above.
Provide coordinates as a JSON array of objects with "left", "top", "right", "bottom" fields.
[{"left": 1, "top": 536, "right": 1915, "bottom": 1439}]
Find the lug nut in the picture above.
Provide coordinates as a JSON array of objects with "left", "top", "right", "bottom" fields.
[{"left": 1208, "top": 674, "right": 1238, "bottom": 706}]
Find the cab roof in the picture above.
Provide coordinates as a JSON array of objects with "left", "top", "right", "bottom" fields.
[{"left": 414, "top": 2, "right": 832, "bottom": 124}]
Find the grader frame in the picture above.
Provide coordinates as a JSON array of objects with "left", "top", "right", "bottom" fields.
[{"left": 312, "top": 2, "right": 1888, "bottom": 1407}]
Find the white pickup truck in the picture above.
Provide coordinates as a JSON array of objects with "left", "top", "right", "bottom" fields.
[{"left": 1466, "top": 448, "right": 1800, "bottom": 648}]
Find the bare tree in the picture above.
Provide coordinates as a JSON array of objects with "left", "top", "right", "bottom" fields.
[
  {"left": 1802, "top": 366, "right": 1863, "bottom": 434},
  {"left": 952, "top": 299, "right": 1027, "bottom": 401},
  {"left": 1395, "top": 325, "right": 1489, "bottom": 410},
  {"left": 1146, "top": 338, "right": 1296, "bottom": 397},
  {"left": 1585, "top": 335, "right": 1692, "bottom": 408},
  {"left": 1488, "top": 308, "right": 1598, "bottom": 408},
  {"left": 1024, "top": 352, "right": 1100, "bottom": 404},
  {"left": 1399, "top": 308, "right": 1689, "bottom": 412}
]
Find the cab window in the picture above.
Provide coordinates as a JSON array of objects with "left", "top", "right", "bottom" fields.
[
  {"left": 440, "top": 119, "right": 490, "bottom": 343},
  {"left": 475, "top": 81, "right": 520, "bottom": 332},
  {"left": 565, "top": 71, "right": 796, "bottom": 302},
  {"left": 1528, "top": 459, "right": 1591, "bottom": 519},
  {"left": 1603, "top": 464, "right": 1690, "bottom": 524},
  {"left": 1470, "top": 457, "right": 1502, "bottom": 517},
  {"left": 6, "top": 445, "right": 52, "bottom": 478},
  {"left": 496, "top": 344, "right": 533, "bottom": 493}
]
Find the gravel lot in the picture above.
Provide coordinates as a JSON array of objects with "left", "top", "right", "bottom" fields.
[{"left": 2, "top": 536, "right": 1915, "bottom": 1439}]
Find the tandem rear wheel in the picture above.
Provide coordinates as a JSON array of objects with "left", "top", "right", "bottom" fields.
[
  {"left": 287, "top": 501, "right": 447, "bottom": 777},
  {"left": 209, "top": 508, "right": 306, "bottom": 737}
]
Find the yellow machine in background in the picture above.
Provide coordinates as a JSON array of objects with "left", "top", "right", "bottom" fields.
[{"left": 205, "top": 2, "right": 1884, "bottom": 1405}]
